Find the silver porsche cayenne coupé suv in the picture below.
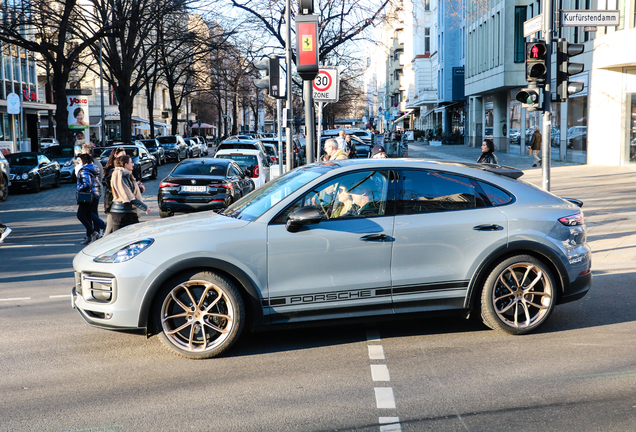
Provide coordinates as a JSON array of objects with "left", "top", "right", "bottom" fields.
[{"left": 72, "top": 159, "right": 592, "bottom": 359}]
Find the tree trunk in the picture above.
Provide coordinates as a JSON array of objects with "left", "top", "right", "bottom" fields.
[
  {"left": 53, "top": 69, "right": 73, "bottom": 147},
  {"left": 232, "top": 88, "right": 239, "bottom": 135}
]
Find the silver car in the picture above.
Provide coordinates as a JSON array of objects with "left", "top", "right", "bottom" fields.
[{"left": 72, "top": 159, "right": 592, "bottom": 359}]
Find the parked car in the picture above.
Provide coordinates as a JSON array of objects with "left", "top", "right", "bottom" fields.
[
  {"left": 262, "top": 142, "right": 279, "bottom": 164},
  {"left": 183, "top": 137, "right": 202, "bottom": 158},
  {"left": 40, "top": 137, "right": 60, "bottom": 149},
  {"left": 259, "top": 137, "right": 303, "bottom": 167},
  {"left": 137, "top": 139, "right": 166, "bottom": 165},
  {"left": 157, "top": 158, "right": 255, "bottom": 218},
  {"left": 0, "top": 152, "right": 9, "bottom": 201},
  {"left": 156, "top": 135, "right": 188, "bottom": 162},
  {"left": 567, "top": 126, "right": 587, "bottom": 149},
  {"left": 7, "top": 152, "right": 61, "bottom": 192},
  {"left": 318, "top": 135, "right": 371, "bottom": 159},
  {"left": 72, "top": 159, "right": 592, "bottom": 359},
  {"left": 44, "top": 145, "right": 82, "bottom": 182},
  {"left": 508, "top": 129, "right": 520, "bottom": 144},
  {"left": 194, "top": 136, "right": 209, "bottom": 156},
  {"left": 214, "top": 149, "right": 271, "bottom": 188},
  {"left": 98, "top": 144, "right": 158, "bottom": 181}
]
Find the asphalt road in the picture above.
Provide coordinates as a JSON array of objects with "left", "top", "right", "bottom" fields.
[{"left": 1, "top": 158, "right": 635, "bottom": 431}]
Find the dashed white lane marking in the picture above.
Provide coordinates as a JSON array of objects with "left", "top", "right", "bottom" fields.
[
  {"left": 374, "top": 387, "right": 396, "bottom": 409},
  {"left": 0, "top": 297, "right": 31, "bottom": 302},
  {"left": 368, "top": 345, "right": 385, "bottom": 360},
  {"left": 371, "top": 364, "right": 391, "bottom": 381},
  {"left": 49, "top": 295, "right": 71, "bottom": 299},
  {"left": 379, "top": 417, "right": 402, "bottom": 432}
]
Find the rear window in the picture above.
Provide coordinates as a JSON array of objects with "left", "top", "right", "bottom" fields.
[
  {"left": 172, "top": 163, "right": 227, "bottom": 176},
  {"left": 216, "top": 154, "right": 258, "bottom": 169},
  {"left": 218, "top": 143, "right": 257, "bottom": 151}
]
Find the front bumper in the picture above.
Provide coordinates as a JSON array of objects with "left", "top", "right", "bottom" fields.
[{"left": 8, "top": 177, "right": 35, "bottom": 189}]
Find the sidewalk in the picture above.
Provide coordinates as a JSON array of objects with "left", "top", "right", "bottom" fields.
[{"left": 403, "top": 141, "right": 636, "bottom": 272}]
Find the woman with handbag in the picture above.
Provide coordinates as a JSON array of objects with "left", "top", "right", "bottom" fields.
[
  {"left": 76, "top": 153, "right": 100, "bottom": 245},
  {"left": 110, "top": 155, "right": 150, "bottom": 232},
  {"left": 102, "top": 147, "right": 127, "bottom": 236}
]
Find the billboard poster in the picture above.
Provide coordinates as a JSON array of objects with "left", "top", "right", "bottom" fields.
[{"left": 67, "top": 95, "right": 89, "bottom": 145}]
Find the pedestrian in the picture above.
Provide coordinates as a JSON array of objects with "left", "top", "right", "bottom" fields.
[
  {"left": 336, "top": 130, "right": 346, "bottom": 151},
  {"left": 76, "top": 153, "right": 101, "bottom": 245},
  {"left": 110, "top": 155, "right": 150, "bottom": 232},
  {"left": 344, "top": 134, "right": 357, "bottom": 159},
  {"left": 102, "top": 147, "right": 126, "bottom": 236},
  {"left": 76, "top": 143, "right": 106, "bottom": 237},
  {"left": 530, "top": 126, "right": 542, "bottom": 167},
  {"left": 0, "top": 174, "right": 10, "bottom": 243},
  {"left": 371, "top": 145, "right": 387, "bottom": 159},
  {"left": 477, "top": 139, "right": 498, "bottom": 164},
  {"left": 323, "top": 138, "right": 348, "bottom": 161}
]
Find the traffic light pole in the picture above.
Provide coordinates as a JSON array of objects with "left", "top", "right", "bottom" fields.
[{"left": 541, "top": 0, "right": 553, "bottom": 191}]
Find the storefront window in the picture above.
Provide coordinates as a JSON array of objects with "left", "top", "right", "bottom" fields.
[
  {"left": 4, "top": 114, "right": 12, "bottom": 141},
  {"left": 628, "top": 93, "right": 636, "bottom": 163},
  {"left": 567, "top": 95, "right": 588, "bottom": 163}
]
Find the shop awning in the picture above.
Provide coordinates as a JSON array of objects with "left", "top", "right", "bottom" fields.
[
  {"left": 393, "top": 109, "right": 414, "bottom": 124},
  {"left": 191, "top": 123, "right": 214, "bottom": 129}
]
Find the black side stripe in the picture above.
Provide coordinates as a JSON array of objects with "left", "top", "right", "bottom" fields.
[{"left": 392, "top": 281, "right": 469, "bottom": 295}]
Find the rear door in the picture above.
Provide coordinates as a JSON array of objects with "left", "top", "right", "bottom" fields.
[{"left": 390, "top": 169, "right": 509, "bottom": 313}]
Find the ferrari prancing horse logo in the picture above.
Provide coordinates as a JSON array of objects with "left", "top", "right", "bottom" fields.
[{"left": 302, "top": 35, "right": 313, "bottom": 51}]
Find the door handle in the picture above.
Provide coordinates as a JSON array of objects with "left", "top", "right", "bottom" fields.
[
  {"left": 473, "top": 224, "right": 504, "bottom": 231},
  {"left": 360, "top": 234, "right": 391, "bottom": 242}
]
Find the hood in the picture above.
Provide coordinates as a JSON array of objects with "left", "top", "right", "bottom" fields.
[
  {"left": 11, "top": 165, "right": 36, "bottom": 175},
  {"left": 81, "top": 211, "right": 249, "bottom": 257}
]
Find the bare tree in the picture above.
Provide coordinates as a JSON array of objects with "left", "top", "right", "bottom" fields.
[{"left": 0, "top": 0, "right": 110, "bottom": 145}]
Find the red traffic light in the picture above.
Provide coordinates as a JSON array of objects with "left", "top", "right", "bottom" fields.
[{"left": 527, "top": 42, "right": 547, "bottom": 60}]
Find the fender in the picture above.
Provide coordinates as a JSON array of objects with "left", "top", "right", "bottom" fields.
[
  {"left": 465, "top": 240, "right": 569, "bottom": 310},
  {"left": 138, "top": 257, "right": 266, "bottom": 332}
]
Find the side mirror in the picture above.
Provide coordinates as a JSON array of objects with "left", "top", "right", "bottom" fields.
[{"left": 286, "top": 207, "right": 322, "bottom": 233}]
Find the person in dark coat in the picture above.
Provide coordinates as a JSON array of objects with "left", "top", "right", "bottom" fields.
[
  {"left": 530, "top": 127, "right": 542, "bottom": 167},
  {"left": 76, "top": 154, "right": 101, "bottom": 245},
  {"left": 477, "top": 139, "right": 498, "bottom": 164}
]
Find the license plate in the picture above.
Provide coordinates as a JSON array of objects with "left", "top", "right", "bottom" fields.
[{"left": 181, "top": 186, "right": 207, "bottom": 192}]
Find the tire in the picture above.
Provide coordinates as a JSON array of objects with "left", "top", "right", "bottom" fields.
[
  {"left": 150, "top": 165, "right": 158, "bottom": 180},
  {"left": 159, "top": 210, "right": 171, "bottom": 218},
  {"left": 32, "top": 176, "right": 41, "bottom": 193},
  {"left": 52, "top": 172, "right": 61, "bottom": 188},
  {"left": 152, "top": 271, "right": 245, "bottom": 359},
  {"left": 480, "top": 255, "right": 556, "bottom": 335}
]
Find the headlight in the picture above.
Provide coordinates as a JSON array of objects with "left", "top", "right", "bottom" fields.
[
  {"left": 21, "top": 173, "right": 28, "bottom": 180},
  {"left": 93, "top": 239, "right": 154, "bottom": 263},
  {"left": 64, "top": 161, "right": 72, "bottom": 167}
]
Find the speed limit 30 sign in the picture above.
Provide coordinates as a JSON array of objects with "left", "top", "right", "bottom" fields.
[{"left": 313, "top": 67, "right": 339, "bottom": 103}]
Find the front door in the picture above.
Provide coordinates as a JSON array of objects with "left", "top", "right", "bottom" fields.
[{"left": 267, "top": 169, "right": 395, "bottom": 323}]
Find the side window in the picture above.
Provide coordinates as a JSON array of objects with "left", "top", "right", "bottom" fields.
[
  {"left": 272, "top": 170, "right": 391, "bottom": 223},
  {"left": 397, "top": 170, "right": 485, "bottom": 214},
  {"left": 229, "top": 165, "right": 240, "bottom": 177},
  {"left": 477, "top": 181, "right": 513, "bottom": 206}
]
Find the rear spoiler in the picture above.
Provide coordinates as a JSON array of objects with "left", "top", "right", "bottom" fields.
[
  {"left": 563, "top": 197, "right": 583, "bottom": 207},
  {"left": 484, "top": 166, "right": 524, "bottom": 180}
]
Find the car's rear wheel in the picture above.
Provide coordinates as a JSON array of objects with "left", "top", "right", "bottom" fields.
[
  {"left": 481, "top": 255, "right": 556, "bottom": 335},
  {"left": 150, "top": 165, "right": 158, "bottom": 180},
  {"left": 153, "top": 271, "right": 245, "bottom": 359},
  {"left": 0, "top": 175, "right": 8, "bottom": 201},
  {"left": 159, "top": 210, "right": 172, "bottom": 218}
]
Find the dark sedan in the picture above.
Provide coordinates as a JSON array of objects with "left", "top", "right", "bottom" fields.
[
  {"left": 99, "top": 144, "right": 158, "bottom": 181},
  {"left": 137, "top": 139, "right": 166, "bottom": 165},
  {"left": 158, "top": 158, "right": 254, "bottom": 218},
  {"left": 7, "top": 152, "right": 61, "bottom": 192},
  {"left": 183, "top": 137, "right": 202, "bottom": 158}
]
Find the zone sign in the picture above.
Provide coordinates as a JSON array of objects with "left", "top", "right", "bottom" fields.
[{"left": 313, "top": 68, "right": 339, "bottom": 103}]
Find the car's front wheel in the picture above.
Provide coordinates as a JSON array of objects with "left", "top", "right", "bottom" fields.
[
  {"left": 481, "top": 255, "right": 556, "bottom": 335},
  {"left": 152, "top": 271, "right": 245, "bottom": 359}
]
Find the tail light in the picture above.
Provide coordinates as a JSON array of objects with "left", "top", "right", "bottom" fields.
[
  {"left": 294, "top": 147, "right": 298, "bottom": 153},
  {"left": 209, "top": 183, "right": 231, "bottom": 189},
  {"left": 271, "top": 156, "right": 278, "bottom": 162},
  {"left": 558, "top": 213, "right": 584, "bottom": 226},
  {"left": 253, "top": 165, "right": 260, "bottom": 178},
  {"left": 160, "top": 182, "right": 179, "bottom": 188}
]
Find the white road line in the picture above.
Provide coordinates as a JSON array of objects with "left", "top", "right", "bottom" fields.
[
  {"left": 368, "top": 345, "right": 385, "bottom": 360},
  {"left": 0, "top": 297, "right": 31, "bottom": 302},
  {"left": 374, "top": 387, "right": 396, "bottom": 409},
  {"left": 367, "top": 328, "right": 381, "bottom": 341},
  {"left": 49, "top": 295, "right": 72, "bottom": 299},
  {"left": 1, "top": 244, "right": 77, "bottom": 248},
  {"left": 371, "top": 364, "right": 391, "bottom": 382},
  {"left": 379, "top": 417, "right": 402, "bottom": 432}
]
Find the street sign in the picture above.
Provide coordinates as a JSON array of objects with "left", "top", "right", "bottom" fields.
[
  {"left": 583, "top": 26, "right": 598, "bottom": 32},
  {"left": 313, "top": 67, "right": 339, "bottom": 102},
  {"left": 561, "top": 10, "right": 619, "bottom": 27},
  {"left": 523, "top": 14, "right": 543, "bottom": 37},
  {"left": 7, "top": 93, "right": 20, "bottom": 115}
]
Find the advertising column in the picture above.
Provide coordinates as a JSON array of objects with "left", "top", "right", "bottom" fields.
[{"left": 67, "top": 92, "right": 90, "bottom": 145}]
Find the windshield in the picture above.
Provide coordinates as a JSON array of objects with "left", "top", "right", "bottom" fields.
[
  {"left": 7, "top": 154, "right": 37, "bottom": 166},
  {"left": 100, "top": 148, "right": 139, "bottom": 158},
  {"left": 157, "top": 137, "right": 178, "bottom": 145},
  {"left": 220, "top": 165, "right": 332, "bottom": 221},
  {"left": 44, "top": 147, "right": 76, "bottom": 159},
  {"left": 141, "top": 140, "right": 157, "bottom": 149},
  {"left": 171, "top": 162, "right": 227, "bottom": 176}
]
